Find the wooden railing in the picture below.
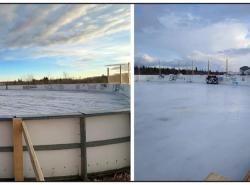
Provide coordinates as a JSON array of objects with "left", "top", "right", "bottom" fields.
[{"left": 13, "top": 118, "right": 45, "bottom": 181}]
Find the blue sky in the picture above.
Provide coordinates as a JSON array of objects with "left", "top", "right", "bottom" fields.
[
  {"left": 0, "top": 4, "right": 130, "bottom": 81},
  {"left": 135, "top": 4, "right": 250, "bottom": 72}
]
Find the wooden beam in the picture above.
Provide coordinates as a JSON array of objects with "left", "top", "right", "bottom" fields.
[
  {"left": 205, "top": 173, "right": 230, "bottom": 181},
  {"left": 244, "top": 171, "right": 250, "bottom": 181},
  {"left": 13, "top": 118, "right": 24, "bottom": 181},
  {"left": 22, "top": 121, "right": 45, "bottom": 181}
]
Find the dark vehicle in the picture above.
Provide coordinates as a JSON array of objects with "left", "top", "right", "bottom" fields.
[
  {"left": 206, "top": 75, "right": 218, "bottom": 84},
  {"left": 159, "top": 74, "right": 164, "bottom": 79}
]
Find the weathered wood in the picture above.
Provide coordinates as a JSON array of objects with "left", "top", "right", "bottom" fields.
[
  {"left": 243, "top": 171, "right": 250, "bottom": 181},
  {"left": 205, "top": 173, "right": 230, "bottom": 181},
  {"left": 13, "top": 118, "right": 24, "bottom": 181},
  {"left": 22, "top": 121, "right": 45, "bottom": 181}
]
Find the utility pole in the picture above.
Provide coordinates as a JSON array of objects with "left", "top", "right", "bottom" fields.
[
  {"left": 178, "top": 61, "right": 180, "bottom": 74},
  {"left": 207, "top": 60, "right": 210, "bottom": 75},
  {"left": 138, "top": 66, "right": 141, "bottom": 81},
  {"left": 226, "top": 58, "right": 228, "bottom": 75},
  {"left": 120, "top": 64, "right": 122, "bottom": 84},
  {"left": 192, "top": 60, "right": 194, "bottom": 75},
  {"left": 159, "top": 61, "right": 161, "bottom": 75}
]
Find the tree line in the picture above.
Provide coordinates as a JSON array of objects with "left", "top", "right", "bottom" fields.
[
  {"left": 134, "top": 66, "right": 225, "bottom": 75},
  {"left": 2, "top": 75, "right": 108, "bottom": 85}
]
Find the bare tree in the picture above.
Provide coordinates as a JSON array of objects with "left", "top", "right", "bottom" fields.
[
  {"left": 63, "top": 72, "right": 68, "bottom": 79},
  {"left": 26, "top": 74, "right": 34, "bottom": 82}
]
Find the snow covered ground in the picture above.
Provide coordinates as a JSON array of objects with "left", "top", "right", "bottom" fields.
[
  {"left": 135, "top": 81, "right": 250, "bottom": 181},
  {"left": 0, "top": 89, "right": 129, "bottom": 116}
]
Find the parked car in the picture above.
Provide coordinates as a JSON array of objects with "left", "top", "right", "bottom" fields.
[{"left": 206, "top": 75, "right": 218, "bottom": 84}]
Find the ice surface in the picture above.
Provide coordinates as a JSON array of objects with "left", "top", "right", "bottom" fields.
[
  {"left": 135, "top": 81, "right": 250, "bottom": 181},
  {"left": 0, "top": 90, "right": 129, "bottom": 116}
]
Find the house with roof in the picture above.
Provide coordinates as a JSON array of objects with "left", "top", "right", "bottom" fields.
[{"left": 240, "top": 66, "right": 250, "bottom": 75}]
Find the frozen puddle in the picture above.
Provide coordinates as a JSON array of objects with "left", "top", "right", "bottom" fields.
[
  {"left": 0, "top": 90, "right": 129, "bottom": 116},
  {"left": 135, "top": 81, "right": 250, "bottom": 181}
]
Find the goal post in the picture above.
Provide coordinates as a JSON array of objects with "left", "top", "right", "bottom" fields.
[{"left": 106, "top": 63, "right": 130, "bottom": 84}]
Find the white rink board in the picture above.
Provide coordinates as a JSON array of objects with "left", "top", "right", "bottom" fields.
[
  {"left": 23, "top": 149, "right": 81, "bottom": 178},
  {"left": 0, "top": 152, "right": 13, "bottom": 178},
  {"left": 135, "top": 74, "right": 250, "bottom": 86},
  {"left": 85, "top": 114, "right": 130, "bottom": 142},
  {"left": 0, "top": 111, "right": 130, "bottom": 179},
  {"left": 87, "top": 142, "right": 130, "bottom": 173},
  {"left": 0, "top": 120, "right": 12, "bottom": 146},
  {"left": 0, "top": 83, "right": 130, "bottom": 98},
  {"left": 23, "top": 118, "right": 80, "bottom": 145}
]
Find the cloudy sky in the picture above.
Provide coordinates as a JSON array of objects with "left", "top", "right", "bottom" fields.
[
  {"left": 0, "top": 4, "right": 130, "bottom": 81},
  {"left": 135, "top": 4, "right": 250, "bottom": 72}
]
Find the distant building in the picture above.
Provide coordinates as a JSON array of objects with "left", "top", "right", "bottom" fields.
[
  {"left": 240, "top": 66, "right": 250, "bottom": 75},
  {"left": 244, "top": 69, "right": 250, "bottom": 75}
]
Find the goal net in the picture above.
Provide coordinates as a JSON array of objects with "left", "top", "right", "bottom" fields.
[{"left": 107, "top": 63, "right": 130, "bottom": 84}]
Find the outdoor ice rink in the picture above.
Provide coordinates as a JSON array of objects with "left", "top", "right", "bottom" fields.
[
  {"left": 135, "top": 81, "right": 250, "bottom": 181},
  {"left": 0, "top": 90, "right": 129, "bottom": 116}
]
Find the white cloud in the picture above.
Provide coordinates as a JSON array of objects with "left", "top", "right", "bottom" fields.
[
  {"left": 158, "top": 12, "right": 201, "bottom": 29},
  {"left": 137, "top": 11, "right": 250, "bottom": 71},
  {"left": 0, "top": 4, "right": 130, "bottom": 50},
  {"left": 135, "top": 53, "right": 161, "bottom": 67},
  {"left": 160, "top": 20, "right": 250, "bottom": 55},
  {"left": 0, "top": 5, "right": 17, "bottom": 22},
  {"left": 141, "top": 54, "right": 158, "bottom": 63}
]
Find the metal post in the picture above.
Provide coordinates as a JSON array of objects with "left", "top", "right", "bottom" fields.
[
  {"left": 107, "top": 67, "right": 109, "bottom": 83},
  {"left": 128, "top": 63, "right": 130, "bottom": 84},
  {"left": 159, "top": 61, "right": 161, "bottom": 75},
  {"left": 226, "top": 58, "right": 228, "bottom": 75},
  {"left": 138, "top": 66, "right": 140, "bottom": 81},
  {"left": 208, "top": 60, "right": 210, "bottom": 75},
  {"left": 192, "top": 61, "right": 194, "bottom": 75},
  {"left": 120, "top": 64, "right": 122, "bottom": 84}
]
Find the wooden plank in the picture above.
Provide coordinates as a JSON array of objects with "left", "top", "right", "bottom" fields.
[
  {"left": 22, "top": 121, "right": 45, "bottom": 181},
  {"left": 205, "top": 173, "right": 230, "bottom": 181},
  {"left": 243, "top": 171, "right": 250, "bottom": 181},
  {"left": 13, "top": 118, "right": 24, "bottom": 181}
]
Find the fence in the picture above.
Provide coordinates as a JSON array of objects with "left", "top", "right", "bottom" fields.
[
  {"left": 0, "top": 83, "right": 130, "bottom": 98},
  {"left": 135, "top": 74, "right": 250, "bottom": 86},
  {"left": 0, "top": 109, "right": 130, "bottom": 181}
]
